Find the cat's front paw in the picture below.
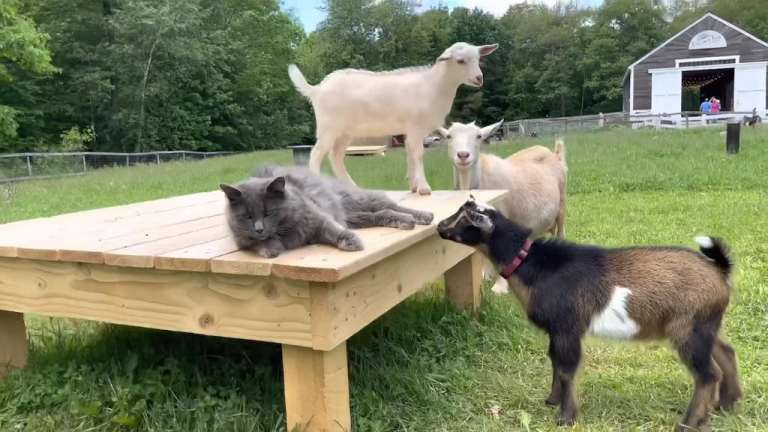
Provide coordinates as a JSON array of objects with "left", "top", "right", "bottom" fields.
[
  {"left": 336, "top": 231, "right": 363, "bottom": 251},
  {"left": 257, "top": 247, "right": 282, "bottom": 258},
  {"left": 414, "top": 211, "right": 434, "bottom": 225}
]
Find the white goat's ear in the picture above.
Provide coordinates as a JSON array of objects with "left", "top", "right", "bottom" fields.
[
  {"left": 436, "top": 127, "right": 451, "bottom": 138},
  {"left": 479, "top": 119, "right": 504, "bottom": 141},
  {"left": 437, "top": 46, "right": 453, "bottom": 62},
  {"left": 478, "top": 43, "right": 499, "bottom": 57}
]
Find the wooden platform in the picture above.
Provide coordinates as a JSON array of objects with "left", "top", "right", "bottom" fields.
[
  {"left": 345, "top": 145, "right": 386, "bottom": 156},
  {"left": 0, "top": 189, "right": 506, "bottom": 431}
]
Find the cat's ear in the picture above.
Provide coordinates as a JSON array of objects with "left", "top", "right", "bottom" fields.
[
  {"left": 219, "top": 184, "right": 242, "bottom": 202},
  {"left": 266, "top": 176, "right": 286, "bottom": 196}
]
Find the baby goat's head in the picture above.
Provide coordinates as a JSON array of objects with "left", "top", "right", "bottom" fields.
[
  {"left": 437, "top": 197, "right": 498, "bottom": 245},
  {"left": 437, "top": 42, "right": 498, "bottom": 87},
  {"left": 438, "top": 120, "right": 504, "bottom": 169}
]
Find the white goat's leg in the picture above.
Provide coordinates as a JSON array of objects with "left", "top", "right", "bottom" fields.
[
  {"left": 309, "top": 131, "right": 335, "bottom": 173},
  {"left": 405, "top": 130, "right": 431, "bottom": 195},
  {"left": 330, "top": 135, "right": 356, "bottom": 186}
]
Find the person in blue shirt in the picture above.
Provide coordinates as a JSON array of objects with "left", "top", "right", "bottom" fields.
[{"left": 700, "top": 97, "right": 712, "bottom": 113}]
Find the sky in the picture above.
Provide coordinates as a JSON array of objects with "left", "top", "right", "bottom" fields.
[{"left": 281, "top": 0, "right": 606, "bottom": 32}]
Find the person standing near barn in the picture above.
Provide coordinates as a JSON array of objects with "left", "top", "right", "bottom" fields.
[
  {"left": 700, "top": 97, "right": 712, "bottom": 113},
  {"left": 711, "top": 97, "right": 721, "bottom": 113}
]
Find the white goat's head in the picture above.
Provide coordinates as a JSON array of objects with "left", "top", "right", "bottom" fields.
[
  {"left": 437, "top": 120, "right": 504, "bottom": 169},
  {"left": 436, "top": 42, "right": 498, "bottom": 87}
]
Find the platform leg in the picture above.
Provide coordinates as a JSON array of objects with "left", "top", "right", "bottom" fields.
[
  {"left": 0, "top": 311, "right": 28, "bottom": 379},
  {"left": 444, "top": 252, "right": 483, "bottom": 314},
  {"left": 282, "top": 342, "right": 351, "bottom": 432}
]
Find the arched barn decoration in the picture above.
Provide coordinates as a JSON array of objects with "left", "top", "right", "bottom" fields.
[{"left": 623, "top": 13, "right": 768, "bottom": 116}]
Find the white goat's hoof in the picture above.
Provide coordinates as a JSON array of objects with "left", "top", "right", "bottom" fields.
[{"left": 417, "top": 185, "right": 432, "bottom": 195}]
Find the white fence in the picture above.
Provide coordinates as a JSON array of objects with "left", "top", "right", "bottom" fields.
[
  {"left": 501, "top": 110, "right": 764, "bottom": 137},
  {"left": 0, "top": 150, "right": 234, "bottom": 183}
]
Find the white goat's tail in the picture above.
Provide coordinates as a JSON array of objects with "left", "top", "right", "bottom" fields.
[
  {"left": 288, "top": 64, "right": 315, "bottom": 99},
  {"left": 554, "top": 137, "right": 567, "bottom": 171}
]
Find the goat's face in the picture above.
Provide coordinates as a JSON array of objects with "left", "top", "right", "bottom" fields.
[
  {"left": 438, "top": 120, "right": 504, "bottom": 169},
  {"left": 437, "top": 42, "right": 498, "bottom": 87},
  {"left": 437, "top": 198, "right": 497, "bottom": 246}
]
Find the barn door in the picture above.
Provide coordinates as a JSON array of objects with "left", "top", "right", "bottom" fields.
[
  {"left": 651, "top": 70, "right": 682, "bottom": 114},
  {"left": 734, "top": 64, "right": 766, "bottom": 114}
]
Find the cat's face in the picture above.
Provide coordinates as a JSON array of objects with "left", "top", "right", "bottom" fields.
[{"left": 220, "top": 177, "right": 287, "bottom": 242}]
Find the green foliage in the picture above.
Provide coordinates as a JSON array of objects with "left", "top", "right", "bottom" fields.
[
  {"left": 0, "top": 0, "right": 56, "bottom": 142},
  {"left": 0, "top": 127, "right": 767, "bottom": 431},
  {"left": 59, "top": 126, "right": 94, "bottom": 152}
]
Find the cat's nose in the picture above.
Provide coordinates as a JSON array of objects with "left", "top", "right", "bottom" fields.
[{"left": 254, "top": 221, "right": 264, "bottom": 234}]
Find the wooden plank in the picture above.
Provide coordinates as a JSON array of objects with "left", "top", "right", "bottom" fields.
[
  {"left": 0, "top": 257, "right": 313, "bottom": 347},
  {"left": 58, "top": 214, "right": 226, "bottom": 264},
  {"left": 309, "top": 235, "right": 474, "bottom": 351},
  {"left": 155, "top": 236, "right": 240, "bottom": 272},
  {"left": 210, "top": 190, "right": 504, "bottom": 281},
  {"left": 282, "top": 343, "right": 351, "bottom": 432},
  {"left": 444, "top": 252, "right": 484, "bottom": 314},
  {"left": 0, "top": 311, "right": 27, "bottom": 379},
  {"left": 103, "top": 224, "right": 230, "bottom": 268},
  {"left": 0, "top": 191, "right": 223, "bottom": 260},
  {"left": 345, "top": 145, "right": 386, "bottom": 156}
]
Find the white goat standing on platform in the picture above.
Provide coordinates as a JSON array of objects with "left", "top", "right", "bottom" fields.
[{"left": 288, "top": 42, "right": 498, "bottom": 195}]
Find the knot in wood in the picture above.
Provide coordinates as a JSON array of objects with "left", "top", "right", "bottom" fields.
[{"left": 198, "top": 313, "right": 215, "bottom": 328}]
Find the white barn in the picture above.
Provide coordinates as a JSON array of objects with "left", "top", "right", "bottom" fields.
[{"left": 624, "top": 13, "right": 768, "bottom": 116}]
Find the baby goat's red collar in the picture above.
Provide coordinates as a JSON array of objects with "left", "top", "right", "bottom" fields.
[{"left": 499, "top": 239, "right": 534, "bottom": 279}]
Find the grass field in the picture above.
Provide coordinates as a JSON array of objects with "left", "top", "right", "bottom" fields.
[{"left": 0, "top": 127, "right": 766, "bottom": 431}]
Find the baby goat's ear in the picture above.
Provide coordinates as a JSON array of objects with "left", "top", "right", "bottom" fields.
[
  {"left": 467, "top": 209, "right": 494, "bottom": 234},
  {"left": 267, "top": 176, "right": 286, "bottom": 196},
  {"left": 478, "top": 43, "right": 499, "bottom": 57},
  {"left": 479, "top": 119, "right": 504, "bottom": 141},
  {"left": 436, "top": 127, "right": 451, "bottom": 138},
  {"left": 220, "top": 184, "right": 242, "bottom": 202}
]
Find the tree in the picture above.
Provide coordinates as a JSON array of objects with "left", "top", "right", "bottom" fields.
[{"left": 0, "top": 0, "right": 56, "bottom": 147}]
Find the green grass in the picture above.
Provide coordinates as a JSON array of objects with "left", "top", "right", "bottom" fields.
[{"left": 1, "top": 126, "right": 767, "bottom": 431}]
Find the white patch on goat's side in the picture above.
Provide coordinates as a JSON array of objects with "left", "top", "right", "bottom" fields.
[
  {"left": 694, "top": 236, "right": 713, "bottom": 249},
  {"left": 587, "top": 287, "right": 640, "bottom": 339}
]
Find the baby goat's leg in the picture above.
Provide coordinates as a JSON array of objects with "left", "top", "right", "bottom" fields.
[
  {"left": 711, "top": 338, "right": 742, "bottom": 410},
  {"left": 673, "top": 320, "right": 722, "bottom": 432},
  {"left": 330, "top": 135, "right": 356, "bottom": 186},
  {"left": 548, "top": 333, "right": 581, "bottom": 425},
  {"left": 545, "top": 338, "right": 563, "bottom": 406}
]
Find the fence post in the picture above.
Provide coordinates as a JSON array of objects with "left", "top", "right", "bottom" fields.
[
  {"left": 685, "top": 113, "right": 689, "bottom": 128},
  {"left": 82, "top": 154, "right": 87, "bottom": 172},
  {"left": 654, "top": 115, "right": 661, "bottom": 130},
  {"left": 182, "top": 152, "right": 186, "bottom": 161},
  {"left": 598, "top": 112, "right": 605, "bottom": 128},
  {"left": 26, "top": 155, "right": 32, "bottom": 177},
  {"left": 701, "top": 113, "right": 707, "bottom": 127},
  {"left": 126, "top": 154, "right": 130, "bottom": 167}
]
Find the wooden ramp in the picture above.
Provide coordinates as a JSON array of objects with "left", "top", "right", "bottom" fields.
[{"left": 345, "top": 145, "right": 386, "bottom": 156}]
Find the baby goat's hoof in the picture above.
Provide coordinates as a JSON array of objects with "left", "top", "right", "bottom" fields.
[
  {"left": 545, "top": 395, "right": 561, "bottom": 407},
  {"left": 555, "top": 413, "right": 576, "bottom": 426}
]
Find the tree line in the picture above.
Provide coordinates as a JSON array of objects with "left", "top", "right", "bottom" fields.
[{"left": 1, "top": 0, "right": 765, "bottom": 153}]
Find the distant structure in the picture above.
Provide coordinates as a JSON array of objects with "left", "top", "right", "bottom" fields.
[{"left": 623, "top": 13, "right": 768, "bottom": 116}]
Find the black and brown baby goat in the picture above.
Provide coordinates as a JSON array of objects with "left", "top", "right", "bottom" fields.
[{"left": 437, "top": 199, "right": 741, "bottom": 431}]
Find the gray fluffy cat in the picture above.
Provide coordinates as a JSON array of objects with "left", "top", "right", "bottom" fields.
[{"left": 220, "top": 165, "right": 434, "bottom": 258}]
